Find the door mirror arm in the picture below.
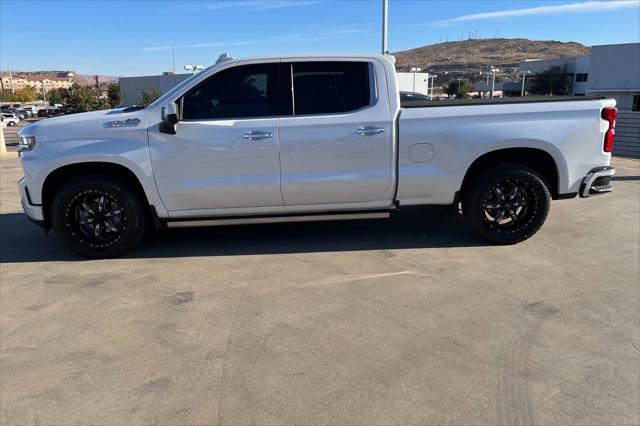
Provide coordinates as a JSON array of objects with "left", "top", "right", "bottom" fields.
[{"left": 159, "top": 103, "right": 179, "bottom": 135}]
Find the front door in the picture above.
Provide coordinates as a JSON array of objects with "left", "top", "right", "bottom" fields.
[{"left": 148, "top": 62, "right": 288, "bottom": 211}]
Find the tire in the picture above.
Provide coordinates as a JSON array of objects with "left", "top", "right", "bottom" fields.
[
  {"left": 8, "top": 121, "right": 15, "bottom": 126},
  {"left": 462, "top": 163, "right": 551, "bottom": 244},
  {"left": 51, "top": 175, "right": 146, "bottom": 258}
]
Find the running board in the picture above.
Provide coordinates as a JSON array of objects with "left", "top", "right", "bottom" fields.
[{"left": 166, "top": 211, "right": 391, "bottom": 229}]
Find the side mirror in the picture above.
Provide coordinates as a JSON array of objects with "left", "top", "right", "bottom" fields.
[{"left": 159, "top": 103, "right": 179, "bottom": 135}]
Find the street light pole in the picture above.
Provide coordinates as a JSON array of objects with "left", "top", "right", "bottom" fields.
[
  {"left": 490, "top": 68, "right": 499, "bottom": 98},
  {"left": 519, "top": 70, "right": 531, "bottom": 97},
  {"left": 382, "top": 0, "right": 388, "bottom": 54},
  {"left": 184, "top": 65, "right": 205, "bottom": 75},
  {"left": 429, "top": 74, "right": 438, "bottom": 98},
  {"left": 410, "top": 67, "right": 421, "bottom": 93}
]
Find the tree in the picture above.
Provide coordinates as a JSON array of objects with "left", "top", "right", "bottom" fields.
[
  {"left": 530, "top": 65, "right": 571, "bottom": 96},
  {"left": 95, "top": 97, "right": 111, "bottom": 110},
  {"left": 65, "top": 85, "right": 109, "bottom": 113},
  {"left": 446, "top": 80, "right": 474, "bottom": 99},
  {"left": 0, "top": 91, "right": 13, "bottom": 102},
  {"left": 138, "top": 86, "right": 161, "bottom": 106},
  {"left": 12, "top": 86, "right": 39, "bottom": 103},
  {"left": 46, "top": 88, "right": 69, "bottom": 106},
  {"left": 106, "top": 81, "right": 121, "bottom": 108}
]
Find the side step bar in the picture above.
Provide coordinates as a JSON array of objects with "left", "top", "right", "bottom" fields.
[{"left": 167, "top": 211, "right": 391, "bottom": 229}]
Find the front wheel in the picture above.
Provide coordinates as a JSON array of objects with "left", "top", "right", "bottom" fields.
[
  {"left": 51, "top": 176, "right": 146, "bottom": 258},
  {"left": 462, "top": 164, "right": 551, "bottom": 244},
  {"left": 8, "top": 121, "right": 16, "bottom": 126}
]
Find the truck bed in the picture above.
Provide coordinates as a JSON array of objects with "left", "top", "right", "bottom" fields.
[{"left": 401, "top": 95, "right": 606, "bottom": 109}]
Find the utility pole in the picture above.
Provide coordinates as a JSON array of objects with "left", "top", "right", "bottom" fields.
[
  {"left": 171, "top": 44, "right": 177, "bottom": 85},
  {"left": 9, "top": 69, "right": 14, "bottom": 94},
  {"left": 381, "top": 0, "right": 388, "bottom": 54}
]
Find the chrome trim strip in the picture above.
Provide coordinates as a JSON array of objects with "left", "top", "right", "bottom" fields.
[{"left": 580, "top": 168, "right": 615, "bottom": 198}]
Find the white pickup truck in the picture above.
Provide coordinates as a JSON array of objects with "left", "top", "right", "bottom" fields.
[{"left": 17, "top": 54, "right": 617, "bottom": 258}]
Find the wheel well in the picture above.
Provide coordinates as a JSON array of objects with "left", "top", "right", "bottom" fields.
[
  {"left": 41, "top": 162, "right": 150, "bottom": 229},
  {"left": 460, "top": 148, "right": 559, "bottom": 199}
]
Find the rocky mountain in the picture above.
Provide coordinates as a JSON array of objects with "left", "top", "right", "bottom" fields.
[
  {"left": 394, "top": 38, "right": 591, "bottom": 79},
  {"left": 79, "top": 75, "right": 121, "bottom": 85}
]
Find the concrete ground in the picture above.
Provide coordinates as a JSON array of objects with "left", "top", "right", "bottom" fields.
[{"left": 1, "top": 133, "right": 639, "bottom": 424}]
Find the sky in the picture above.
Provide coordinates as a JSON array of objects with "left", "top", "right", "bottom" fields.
[{"left": 1, "top": 0, "right": 639, "bottom": 76}]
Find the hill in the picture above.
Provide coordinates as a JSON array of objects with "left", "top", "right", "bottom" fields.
[
  {"left": 79, "top": 75, "right": 121, "bottom": 85},
  {"left": 393, "top": 38, "right": 590, "bottom": 76}
]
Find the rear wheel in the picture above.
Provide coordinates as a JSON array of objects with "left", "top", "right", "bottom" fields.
[
  {"left": 462, "top": 163, "right": 551, "bottom": 244},
  {"left": 51, "top": 176, "right": 146, "bottom": 258}
]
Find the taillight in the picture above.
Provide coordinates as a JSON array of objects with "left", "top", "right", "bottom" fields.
[{"left": 601, "top": 107, "right": 617, "bottom": 153}]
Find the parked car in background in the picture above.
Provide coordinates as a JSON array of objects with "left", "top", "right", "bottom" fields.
[
  {"left": 37, "top": 108, "right": 66, "bottom": 118},
  {"left": 1, "top": 113, "right": 19, "bottom": 126},
  {"left": 2, "top": 108, "right": 27, "bottom": 120},
  {"left": 23, "top": 106, "right": 38, "bottom": 116}
]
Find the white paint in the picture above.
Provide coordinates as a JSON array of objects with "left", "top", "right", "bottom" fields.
[{"left": 17, "top": 53, "right": 615, "bottom": 225}]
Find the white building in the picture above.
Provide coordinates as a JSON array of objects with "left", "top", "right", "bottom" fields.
[
  {"left": 585, "top": 43, "right": 640, "bottom": 110},
  {"left": 119, "top": 73, "right": 191, "bottom": 106},
  {"left": 516, "top": 43, "right": 640, "bottom": 110},
  {"left": 517, "top": 54, "right": 590, "bottom": 96},
  {"left": 396, "top": 72, "right": 430, "bottom": 95}
]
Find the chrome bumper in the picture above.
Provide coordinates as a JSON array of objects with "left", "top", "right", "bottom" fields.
[
  {"left": 580, "top": 166, "right": 615, "bottom": 198},
  {"left": 18, "top": 177, "right": 44, "bottom": 223}
]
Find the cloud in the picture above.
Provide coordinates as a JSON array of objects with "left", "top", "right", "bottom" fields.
[
  {"left": 426, "top": 0, "right": 640, "bottom": 27},
  {"left": 142, "top": 45, "right": 173, "bottom": 52},
  {"left": 175, "top": 0, "right": 327, "bottom": 13},
  {"left": 320, "top": 29, "right": 368, "bottom": 36}
]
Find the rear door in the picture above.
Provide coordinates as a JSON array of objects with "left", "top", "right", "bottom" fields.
[{"left": 278, "top": 60, "right": 394, "bottom": 206}]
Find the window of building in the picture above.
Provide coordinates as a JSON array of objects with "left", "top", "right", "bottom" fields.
[
  {"left": 291, "top": 61, "right": 372, "bottom": 115},
  {"left": 181, "top": 63, "right": 285, "bottom": 120},
  {"left": 575, "top": 73, "right": 588, "bottom": 82},
  {"left": 633, "top": 95, "right": 640, "bottom": 112}
]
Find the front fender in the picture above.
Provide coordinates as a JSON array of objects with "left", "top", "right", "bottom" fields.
[{"left": 22, "top": 139, "right": 167, "bottom": 217}]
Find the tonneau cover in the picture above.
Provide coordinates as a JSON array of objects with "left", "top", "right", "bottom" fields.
[{"left": 401, "top": 95, "right": 606, "bottom": 109}]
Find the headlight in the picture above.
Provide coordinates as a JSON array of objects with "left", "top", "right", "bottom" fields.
[{"left": 17, "top": 136, "right": 36, "bottom": 152}]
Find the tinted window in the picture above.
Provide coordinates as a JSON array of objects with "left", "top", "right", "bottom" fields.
[
  {"left": 182, "top": 63, "right": 286, "bottom": 120},
  {"left": 292, "top": 62, "right": 371, "bottom": 115}
]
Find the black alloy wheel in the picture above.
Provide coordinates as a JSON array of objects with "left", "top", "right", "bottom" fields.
[
  {"left": 51, "top": 175, "right": 146, "bottom": 258},
  {"left": 462, "top": 164, "right": 551, "bottom": 244}
]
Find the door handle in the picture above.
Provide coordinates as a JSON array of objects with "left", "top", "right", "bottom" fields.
[
  {"left": 242, "top": 131, "right": 273, "bottom": 140},
  {"left": 356, "top": 127, "right": 386, "bottom": 136}
]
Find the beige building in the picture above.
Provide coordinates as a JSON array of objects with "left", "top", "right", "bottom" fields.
[
  {"left": 0, "top": 73, "right": 28, "bottom": 91},
  {"left": 0, "top": 73, "right": 74, "bottom": 93},
  {"left": 23, "top": 76, "right": 74, "bottom": 92}
]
